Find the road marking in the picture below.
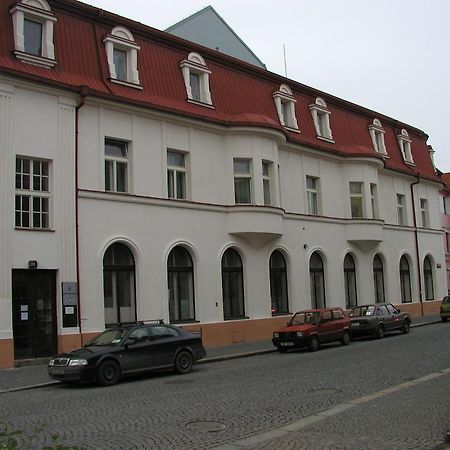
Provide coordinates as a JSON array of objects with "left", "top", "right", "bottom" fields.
[{"left": 213, "top": 367, "right": 450, "bottom": 450}]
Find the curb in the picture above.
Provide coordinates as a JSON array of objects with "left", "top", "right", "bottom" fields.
[{"left": 199, "top": 348, "right": 276, "bottom": 365}]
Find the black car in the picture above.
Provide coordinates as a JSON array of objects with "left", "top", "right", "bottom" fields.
[
  {"left": 349, "top": 303, "right": 411, "bottom": 339},
  {"left": 48, "top": 321, "right": 206, "bottom": 386}
]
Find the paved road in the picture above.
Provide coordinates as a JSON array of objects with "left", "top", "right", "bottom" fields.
[{"left": 0, "top": 323, "right": 449, "bottom": 449}]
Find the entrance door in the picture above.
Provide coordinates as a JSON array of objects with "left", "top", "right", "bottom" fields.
[{"left": 12, "top": 270, "right": 57, "bottom": 360}]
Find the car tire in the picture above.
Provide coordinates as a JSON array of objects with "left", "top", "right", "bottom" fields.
[
  {"left": 402, "top": 320, "right": 410, "bottom": 334},
  {"left": 375, "top": 325, "right": 384, "bottom": 339},
  {"left": 442, "top": 317, "right": 448, "bottom": 322},
  {"left": 97, "top": 360, "right": 121, "bottom": 386},
  {"left": 174, "top": 350, "right": 194, "bottom": 374},
  {"left": 308, "top": 336, "right": 319, "bottom": 352},
  {"left": 341, "top": 331, "right": 350, "bottom": 346}
]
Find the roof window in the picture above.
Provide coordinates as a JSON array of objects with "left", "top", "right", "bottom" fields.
[
  {"left": 369, "top": 119, "right": 387, "bottom": 156},
  {"left": 180, "top": 52, "right": 213, "bottom": 107},
  {"left": 273, "top": 84, "right": 299, "bottom": 131},
  {"left": 397, "top": 129, "right": 414, "bottom": 164},
  {"left": 309, "top": 97, "right": 334, "bottom": 143}
]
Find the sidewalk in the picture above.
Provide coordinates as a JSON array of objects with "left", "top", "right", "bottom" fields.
[{"left": 0, "top": 314, "right": 442, "bottom": 394}]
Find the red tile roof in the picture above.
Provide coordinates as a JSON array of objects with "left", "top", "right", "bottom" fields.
[{"left": 0, "top": 0, "right": 441, "bottom": 183}]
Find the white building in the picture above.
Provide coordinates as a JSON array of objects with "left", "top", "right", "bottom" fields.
[{"left": 0, "top": 0, "right": 445, "bottom": 368}]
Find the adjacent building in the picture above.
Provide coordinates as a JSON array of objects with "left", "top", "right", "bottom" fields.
[{"left": 0, "top": 0, "right": 445, "bottom": 368}]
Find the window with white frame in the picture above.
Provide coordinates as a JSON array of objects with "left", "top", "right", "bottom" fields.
[
  {"left": 420, "top": 198, "right": 429, "bottom": 227},
  {"left": 167, "top": 150, "right": 187, "bottom": 200},
  {"left": 10, "top": 0, "right": 57, "bottom": 68},
  {"left": 104, "top": 26, "right": 141, "bottom": 88},
  {"left": 273, "top": 84, "right": 299, "bottom": 131},
  {"left": 309, "top": 97, "right": 334, "bottom": 142},
  {"left": 262, "top": 161, "right": 272, "bottom": 206},
  {"left": 180, "top": 53, "right": 212, "bottom": 106},
  {"left": 397, "top": 193, "right": 406, "bottom": 226},
  {"left": 370, "top": 183, "right": 378, "bottom": 219},
  {"left": 105, "top": 139, "right": 128, "bottom": 193},
  {"left": 369, "top": 119, "right": 387, "bottom": 155},
  {"left": 306, "top": 176, "right": 319, "bottom": 215},
  {"left": 15, "top": 156, "right": 50, "bottom": 229},
  {"left": 349, "top": 182, "right": 364, "bottom": 218},
  {"left": 233, "top": 159, "right": 252, "bottom": 204},
  {"left": 397, "top": 129, "right": 414, "bottom": 164}
]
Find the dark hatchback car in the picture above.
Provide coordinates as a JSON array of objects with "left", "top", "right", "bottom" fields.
[
  {"left": 48, "top": 322, "right": 206, "bottom": 386},
  {"left": 272, "top": 307, "right": 351, "bottom": 352},
  {"left": 349, "top": 303, "right": 411, "bottom": 339}
]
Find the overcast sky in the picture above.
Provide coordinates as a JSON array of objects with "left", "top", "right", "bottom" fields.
[{"left": 84, "top": 0, "right": 450, "bottom": 172}]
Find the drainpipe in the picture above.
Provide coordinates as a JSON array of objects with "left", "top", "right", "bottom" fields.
[
  {"left": 410, "top": 174, "right": 424, "bottom": 316},
  {"left": 75, "top": 85, "right": 90, "bottom": 345}
]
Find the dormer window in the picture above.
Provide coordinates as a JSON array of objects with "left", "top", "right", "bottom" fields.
[
  {"left": 104, "top": 26, "right": 142, "bottom": 89},
  {"left": 273, "top": 84, "right": 299, "bottom": 131},
  {"left": 10, "top": 0, "right": 57, "bottom": 68},
  {"left": 397, "top": 129, "right": 414, "bottom": 164},
  {"left": 369, "top": 119, "right": 387, "bottom": 156},
  {"left": 309, "top": 97, "right": 334, "bottom": 142},
  {"left": 180, "top": 52, "right": 213, "bottom": 107}
]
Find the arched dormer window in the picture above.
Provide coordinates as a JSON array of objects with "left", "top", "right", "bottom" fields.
[
  {"left": 397, "top": 129, "right": 414, "bottom": 164},
  {"left": 103, "top": 26, "right": 142, "bottom": 88},
  {"left": 10, "top": 0, "right": 57, "bottom": 68},
  {"left": 180, "top": 52, "right": 213, "bottom": 107},
  {"left": 273, "top": 84, "right": 299, "bottom": 131},
  {"left": 309, "top": 97, "right": 334, "bottom": 142},
  {"left": 369, "top": 119, "right": 387, "bottom": 156}
]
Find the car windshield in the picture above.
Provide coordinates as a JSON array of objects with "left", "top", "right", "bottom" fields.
[
  {"left": 289, "top": 311, "right": 319, "bottom": 325},
  {"left": 85, "top": 329, "right": 128, "bottom": 347},
  {"left": 349, "top": 306, "right": 376, "bottom": 317}
]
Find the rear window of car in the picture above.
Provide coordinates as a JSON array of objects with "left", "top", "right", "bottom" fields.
[
  {"left": 332, "top": 309, "right": 344, "bottom": 320},
  {"left": 151, "top": 326, "right": 180, "bottom": 338},
  {"left": 349, "top": 306, "right": 375, "bottom": 317},
  {"left": 386, "top": 304, "right": 399, "bottom": 314}
]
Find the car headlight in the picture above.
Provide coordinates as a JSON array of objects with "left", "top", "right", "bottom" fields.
[
  {"left": 273, "top": 332, "right": 279, "bottom": 338},
  {"left": 296, "top": 332, "right": 303, "bottom": 337},
  {"left": 48, "top": 359, "right": 55, "bottom": 366},
  {"left": 68, "top": 359, "right": 88, "bottom": 366}
]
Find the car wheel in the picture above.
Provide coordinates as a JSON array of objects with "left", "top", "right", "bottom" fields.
[
  {"left": 308, "top": 336, "right": 319, "bottom": 352},
  {"left": 402, "top": 321, "right": 410, "bottom": 334},
  {"left": 341, "top": 331, "right": 350, "bottom": 346},
  {"left": 97, "top": 360, "right": 121, "bottom": 386},
  {"left": 174, "top": 350, "right": 194, "bottom": 374},
  {"left": 442, "top": 317, "right": 448, "bottom": 322},
  {"left": 375, "top": 325, "right": 384, "bottom": 339}
]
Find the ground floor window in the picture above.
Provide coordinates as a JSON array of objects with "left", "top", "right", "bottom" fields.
[
  {"left": 222, "top": 249, "right": 245, "bottom": 319},
  {"left": 310, "top": 252, "right": 326, "bottom": 308},
  {"left": 400, "top": 255, "right": 412, "bottom": 303},
  {"left": 424, "top": 256, "right": 434, "bottom": 300},
  {"left": 270, "top": 250, "right": 289, "bottom": 315},
  {"left": 344, "top": 253, "right": 357, "bottom": 308},
  {"left": 373, "top": 254, "right": 385, "bottom": 303}
]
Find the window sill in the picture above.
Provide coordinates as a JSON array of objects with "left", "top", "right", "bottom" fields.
[
  {"left": 224, "top": 316, "right": 249, "bottom": 321},
  {"left": 15, "top": 227, "right": 55, "bottom": 232},
  {"left": 187, "top": 98, "right": 215, "bottom": 109},
  {"left": 14, "top": 51, "right": 57, "bottom": 69},
  {"left": 317, "top": 135, "right": 335, "bottom": 144},
  {"left": 404, "top": 160, "right": 416, "bottom": 167},
  {"left": 284, "top": 126, "right": 301, "bottom": 134},
  {"left": 110, "top": 78, "right": 143, "bottom": 90},
  {"left": 171, "top": 319, "right": 199, "bottom": 324},
  {"left": 272, "top": 312, "right": 291, "bottom": 317}
]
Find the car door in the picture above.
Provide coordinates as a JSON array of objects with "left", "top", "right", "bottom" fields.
[
  {"left": 378, "top": 304, "right": 394, "bottom": 331},
  {"left": 120, "top": 326, "right": 156, "bottom": 374},
  {"left": 318, "top": 310, "right": 335, "bottom": 343},
  {"left": 149, "top": 325, "right": 183, "bottom": 367},
  {"left": 332, "top": 309, "right": 346, "bottom": 339},
  {"left": 386, "top": 303, "right": 403, "bottom": 330}
]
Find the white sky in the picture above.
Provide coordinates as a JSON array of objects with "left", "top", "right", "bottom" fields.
[{"left": 83, "top": 0, "right": 450, "bottom": 172}]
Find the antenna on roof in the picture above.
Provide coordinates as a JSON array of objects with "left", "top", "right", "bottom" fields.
[{"left": 283, "top": 44, "right": 288, "bottom": 78}]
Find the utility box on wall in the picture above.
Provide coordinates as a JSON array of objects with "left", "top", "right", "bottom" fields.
[{"left": 62, "top": 282, "right": 78, "bottom": 328}]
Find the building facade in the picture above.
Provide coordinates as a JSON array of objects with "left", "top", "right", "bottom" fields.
[{"left": 0, "top": 0, "right": 445, "bottom": 368}]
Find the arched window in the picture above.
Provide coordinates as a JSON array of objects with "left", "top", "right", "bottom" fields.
[
  {"left": 103, "top": 243, "right": 136, "bottom": 325},
  {"left": 310, "top": 252, "right": 326, "bottom": 308},
  {"left": 270, "top": 251, "right": 289, "bottom": 315},
  {"left": 424, "top": 256, "right": 434, "bottom": 301},
  {"left": 168, "top": 246, "right": 195, "bottom": 323},
  {"left": 222, "top": 249, "right": 245, "bottom": 320},
  {"left": 344, "top": 254, "right": 357, "bottom": 308},
  {"left": 373, "top": 254, "right": 385, "bottom": 303},
  {"left": 400, "top": 255, "right": 412, "bottom": 303}
]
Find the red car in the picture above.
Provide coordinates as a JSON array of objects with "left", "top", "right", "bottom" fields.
[{"left": 272, "top": 307, "right": 351, "bottom": 352}]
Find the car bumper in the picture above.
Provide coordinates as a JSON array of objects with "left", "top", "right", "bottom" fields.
[
  {"left": 48, "top": 365, "right": 97, "bottom": 383},
  {"left": 441, "top": 310, "right": 450, "bottom": 319},
  {"left": 350, "top": 325, "right": 376, "bottom": 337}
]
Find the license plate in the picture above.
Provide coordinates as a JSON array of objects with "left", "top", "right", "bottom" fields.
[
  {"left": 352, "top": 323, "right": 360, "bottom": 327},
  {"left": 280, "top": 341, "right": 294, "bottom": 346},
  {"left": 52, "top": 367, "right": 65, "bottom": 375}
]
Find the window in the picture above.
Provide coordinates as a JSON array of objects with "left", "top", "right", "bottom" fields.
[
  {"left": 273, "top": 84, "right": 299, "bottom": 131},
  {"left": 446, "top": 233, "right": 450, "bottom": 254},
  {"left": 105, "top": 139, "right": 128, "bottom": 193},
  {"left": 269, "top": 251, "right": 289, "bottom": 315},
  {"left": 306, "top": 176, "right": 319, "bottom": 215},
  {"left": 424, "top": 256, "right": 434, "bottom": 301},
  {"left": 222, "top": 249, "right": 245, "bottom": 320},
  {"left": 399, "top": 255, "right": 412, "bottom": 303},
  {"left": 349, "top": 182, "right": 364, "bottom": 218},
  {"left": 420, "top": 198, "right": 429, "bottom": 228},
  {"left": 10, "top": 0, "right": 57, "bottom": 68},
  {"left": 167, "top": 150, "right": 187, "bottom": 200},
  {"left": 104, "top": 26, "right": 141, "bottom": 88},
  {"left": 233, "top": 159, "right": 252, "bottom": 204},
  {"left": 262, "top": 161, "right": 271, "bottom": 206},
  {"left": 370, "top": 183, "right": 378, "bottom": 219},
  {"left": 103, "top": 243, "right": 136, "bottom": 325},
  {"left": 344, "top": 254, "right": 357, "bottom": 308},
  {"left": 15, "top": 156, "right": 50, "bottom": 229},
  {"left": 373, "top": 255, "right": 385, "bottom": 303},
  {"left": 368, "top": 119, "right": 387, "bottom": 155},
  {"left": 310, "top": 252, "right": 326, "bottom": 308},
  {"left": 397, "top": 194, "right": 406, "bottom": 226},
  {"left": 168, "top": 246, "right": 195, "bottom": 323},
  {"left": 397, "top": 129, "right": 414, "bottom": 164},
  {"left": 180, "top": 53, "right": 212, "bottom": 106},
  {"left": 309, "top": 97, "right": 334, "bottom": 142}
]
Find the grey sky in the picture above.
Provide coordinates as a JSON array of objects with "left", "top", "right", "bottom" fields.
[{"left": 83, "top": 0, "right": 450, "bottom": 173}]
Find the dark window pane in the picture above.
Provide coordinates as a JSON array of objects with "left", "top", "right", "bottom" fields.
[
  {"left": 116, "top": 162, "right": 127, "bottom": 192},
  {"left": 24, "top": 19, "right": 42, "bottom": 56},
  {"left": 105, "top": 140, "right": 127, "bottom": 158},
  {"left": 190, "top": 73, "right": 200, "bottom": 101},
  {"left": 113, "top": 49, "right": 127, "bottom": 81}
]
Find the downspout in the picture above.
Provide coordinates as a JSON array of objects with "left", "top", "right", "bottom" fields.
[
  {"left": 410, "top": 174, "right": 423, "bottom": 316},
  {"left": 75, "top": 85, "right": 90, "bottom": 345}
]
